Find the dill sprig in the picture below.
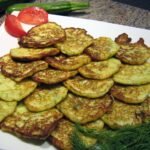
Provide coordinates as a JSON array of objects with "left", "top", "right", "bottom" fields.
[
  {"left": 71, "top": 129, "right": 87, "bottom": 150},
  {"left": 71, "top": 123, "right": 150, "bottom": 150}
]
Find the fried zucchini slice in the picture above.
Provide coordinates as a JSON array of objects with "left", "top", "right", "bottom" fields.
[
  {"left": 113, "top": 63, "right": 150, "bottom": 85},
  {"left": 115, "top": 38, "right": 150, "bottom": 65},
  {"left": 79, "top": 58, "right": 121, "bottom": 80},
  {"left": 57, "top": 93, "right": 112, "bottom": 124},
  {"left": 56, "top": 28, "right": 93, "bottom": 56},
  {"left": 10, "top": 47, "right": 60, "bottom": 61},
  {"left": 1, "top": 104, "right": 63, "bottom": 139},
  {"left": 0, "top": 100, "right": 17, "bottom": 122},
  {"left": 85, "top": 37, "right": 120, "bottom": 61},
  {"left": 45, "top": 54, "right": 91, "bottom": 71},
  {"left": 24, "top": 85, "right": 68, "bottom": 112},
  {"left": 50, "top": 119, "right": 104, "bottom": 150},
  {"left": 2, "top": 60, "right": 48, "bottom": 81},
  {"left": 50, "top": 119, "right": 74, "bottom": 150},
  {"left": 0, "top": 54, "right": 13, "bottom": 69},
  {"left": 115, "top": 33, "right": 131, "bottom": 45},
  {"left": 102, "top": 100, "right": 142, "bottom": 129},
  {"left": 141, "top": 98, "right": 150, "bottom": 123},
  {"left": 19, "top": 22, "right": 65, "bottom": 48},
  {"left": 0, "top": 73, "right": 37, "bottom": 101},
  {"left": 84, "top": 119, "right": 104, "bottom": 130},
  {"left": 64, "top": 76, "right": 114, "bottom": 98},
  {"left": 111, "top": 84, "right": 150, "bottom": 104},
  {"left": 32, "top": 69, "right": 77, "bottom": 85}
]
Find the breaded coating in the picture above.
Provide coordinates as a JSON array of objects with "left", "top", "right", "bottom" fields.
[
  {"left": 45, "top": 54, "right": 91, "bottom": 71},
  {"left": 50, "top": 119, "right": 104, "bottom": 150},
  {"left": 141, "top": 98, "right": 150, "bottom": 123},
  {"left": 57, "top": 93, "right": 112, "bottom": 124},
  {"left": 0, "top": 100, "right": 17, "bottom": 122},
  {"left": 111, "top": 84, "right": 150, "bottom": 104},
  {"left": 113, "top": 63, "right": 150, "bottom": 85},
  {"left": 102, "top": 100, "right": 142, "bottom": 129},
  {"left": 32, "top": 69, "right": 77, "bottom": 85},
  {"left": 0, "top": 73, "right": 37, "bottom": 101},
  {"left": 79, "top": 58, "right": 121, "bottom": 80},
  {"left": 24, "top": 85, "right": 68, "bottom": 112},
  {"left": 19, "top": 22, "right": 65, "bottom": 48},
  {"left": 84, "top": 119, "right": 104, "bottom": 131},
  {"left": 1, "top": 104, "right": 63, "bottom": 140},
  {"left": 50, "top": 119, "right": 74, "bottom": 150},
  {"left": 10, "top": 47, "right": 60, "bottom": 61},
  {"left": 115, "top": 38, "right": 150, "bottom": 65},
  {"left": 85, "top": 37, "right": 120, "bottom": 61},
  {"left": 56, "top": 28, "right": 93, "bottom": 56},
  {"left": 2, "top": 60, "right": 48, "bottom": 81},
  {"left": 115, "top": 33, "right": 131, "bottom": 45},
  {"left": 64, "top": 76, "right": 114, "bottom": 98},
  {"left": 0, "top": 54, "right": 13, "bottom": 69}
]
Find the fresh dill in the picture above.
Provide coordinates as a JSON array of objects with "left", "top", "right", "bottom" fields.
[
  {"left": 71, "top": 123, "right": 150, "bottom": 150},
  {"left": 71, "top": 129, "right": 87, "bottom": 150}
]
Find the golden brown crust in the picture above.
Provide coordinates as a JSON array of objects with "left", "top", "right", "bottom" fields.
[
  {"left": 19, "top": 22, "right": 66, "bottom": 48},
  {"left": 57, "top": 93, "right": 112, "bottom": 124},
  {"left": 50, "top": 119, "right": 104, "bottom": 150},
  {"left": 64, "top": 76, "right": 114, "bottom": 98},
  {"left": 0, "top": 27, "right": 149, "bottom": 149},
  {"left": 115, "top": 33, "right": 148, "bottom": 48},
  {"left": 1, "top": 104, "right": 63, "bottom": 140},
  {"left": 10, "top": 47, "right": 60, "bottom": 61},
  {"left": 0, "top": 100, "right": 17, "bottom": 122},
  {"left": 78, "top": 58, "right": 121, "bottom": 80},
  {"left": 102, "top": 100, "right": 142, "bottom": 129},
  {"left": 45, "top": 54, "right": 91, "bottom": 71},
  {"left": 0, "top": 73, "right": 37, "bottom": 102},
  {"left": 116, "top": 48, "right": 149, "bottom": 65},
  {"left": 2, "top": 60, "right": 48, "bottom": 81},
  {"left": 32, "top": 69, "right": 78, "bottom": 85},
  {"left": 115, "top": 34, "right": 150, "bottom": 65},
  {"left": 115, "top": 33, "right": 131, "bottom": 45},
  {"left": 0, "top": 54, "right": 14, "bottom": 69},
  {"left": 113, "top": 63, "right": 150, "bottom": 85},
  {"left": 85, "top": 37, "right": 120, "bottom": 61},
  {"left": 50, "top": 119, "right": 74, "bottom": 150},
  {"left": 84, "top": 119, "right": 104, "bottom": 131},
  {"left": 111, "top": 84, "right": 150, "bottom": 104},
  {"left": 56, "top": 28, "right": 93, "bottom": 56},
  {"left": 141, "top": 98, "right": 150, "bottom": 123},
  {"left": 24, "top": 85, "right": 68, "bottom": 112}
]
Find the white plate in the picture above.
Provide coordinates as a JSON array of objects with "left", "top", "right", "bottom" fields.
[{"left": 0, "top": 12, "right": 150, "bottom": 150}]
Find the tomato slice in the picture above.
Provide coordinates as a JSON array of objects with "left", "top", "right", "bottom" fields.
[
  {"left": 5, "top": 14, "right": 26, "bottom": 38},
  {"left": 18, "top": 6, "right": 48, "bottom": 25}
]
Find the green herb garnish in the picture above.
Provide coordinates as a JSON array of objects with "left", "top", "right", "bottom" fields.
[
  {"left": 71, "top": 129, "right": 87, "bottom": 150},
  {"left": 71, "top": 123, "right": 150, "bottom": 150}
]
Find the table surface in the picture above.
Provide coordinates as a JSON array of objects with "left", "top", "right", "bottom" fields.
[{"left": 0, "top": 0, "right": 150, "bottom": 29}]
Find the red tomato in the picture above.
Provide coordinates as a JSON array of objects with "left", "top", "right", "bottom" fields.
[
  {"left": 5, "top": 14, "right": 26, "bottom": 37},
  {"left": 18, "top": 6, "right": 48, "bottom": 25}
]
